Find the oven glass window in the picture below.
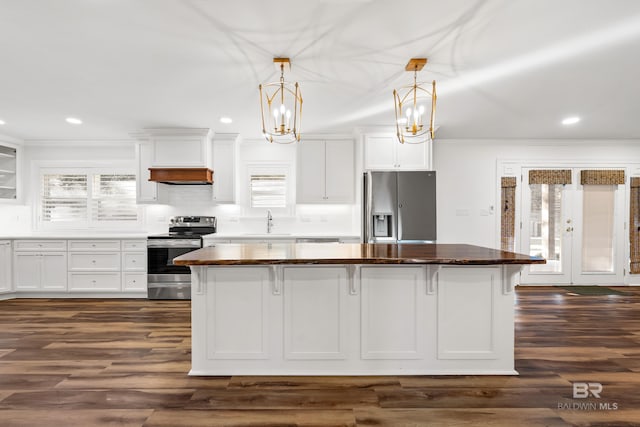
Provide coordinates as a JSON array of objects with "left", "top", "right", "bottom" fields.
[{"left": 147, "top": 247, "right": 195, "bottom": 274}]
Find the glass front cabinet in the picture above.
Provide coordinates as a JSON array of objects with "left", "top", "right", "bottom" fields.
[{"left": 0, "top": 141, "right": 19, "bottom": 202}]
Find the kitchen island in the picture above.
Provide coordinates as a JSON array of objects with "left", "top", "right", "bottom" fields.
[{"left": 174, "top": 243, "right": 544, "bottom": 376}]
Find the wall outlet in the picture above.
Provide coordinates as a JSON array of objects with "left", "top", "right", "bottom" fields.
[{"left": 301, "top": 216, "right": 311, "bottom": 223}]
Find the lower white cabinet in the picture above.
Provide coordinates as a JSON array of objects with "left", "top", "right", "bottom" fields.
[
  {"left": 68, "top": 252, "right": 121, "bottom": 271},
  {"left": 14, "top": 252, "right": 68, "bottom": 291},
  {"left": 0, "top": 240, "right": 12, "bottom": 293},
  {"left": 68, "top": 272, "right": 121, "bottom": 291},
  {"left": 204, "top": 267, "right": 271, "bottom": 360},
  {"left": 283, "top": 266, "right": 349, "bottom": 360},
  {"left": 11, "top": 239, "right": 147, "bottom": 295},
  {"left": 360, "top": 266, "right": 426, "bottom": 359},
  {"left": 123, "top": 273, "right": 147, "bottom": 291}
]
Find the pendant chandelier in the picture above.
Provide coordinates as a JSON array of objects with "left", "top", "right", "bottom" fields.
[
  {"left": 259, "top": 58, "right": 303, "bottom": 144},
  {"left": 393, "top": 58, "right": 436, "bottom": 144}
]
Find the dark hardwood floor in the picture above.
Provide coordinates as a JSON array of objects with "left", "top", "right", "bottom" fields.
[{"left": 0, "top": 287, "right": 639, "bottom": 426}]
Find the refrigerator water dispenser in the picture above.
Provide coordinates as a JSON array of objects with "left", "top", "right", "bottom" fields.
[{"left": 373, "top": 214, "right": 392, "bottom": 237}]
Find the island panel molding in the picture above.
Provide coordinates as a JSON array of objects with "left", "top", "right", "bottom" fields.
[{"left": 179, "top": 243, "right": 543, "bottom": 376}]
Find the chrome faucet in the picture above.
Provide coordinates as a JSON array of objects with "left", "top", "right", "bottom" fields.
[{"left": 267, "top": 209, "right": 273, "bottom": 234}]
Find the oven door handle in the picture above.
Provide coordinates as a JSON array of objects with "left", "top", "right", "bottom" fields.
[{"left": 147, "top": 281, "right": 192, "bottom": 287}]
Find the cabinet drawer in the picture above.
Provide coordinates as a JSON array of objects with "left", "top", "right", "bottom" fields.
[
  {"left": 14, "top": 240, "right": 67, "bottom": 251},
  {"left": 122, "top": 240, "right": 147, "bottom": 251},
  {"left": 68, "top": 273, "right": 121, "bottom": 291},
  {"left": 68, "top": 240, "right": 121, "bottom": 251},
  {"left": 68, "top": 252, "right": 120, "bottom": 271},
  {"left": 122, "top": 252, "right": 146, "bottom": 272},
  {"left": 123, "top": 273, "right": 147, "bottom": 291}
]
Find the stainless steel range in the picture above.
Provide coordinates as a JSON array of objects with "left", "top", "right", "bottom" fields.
[{"left": 147, "top": 216, "right": 216, "bottom": 299}]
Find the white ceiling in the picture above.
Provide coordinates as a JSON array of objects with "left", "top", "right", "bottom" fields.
[{"left": 2, "top": 0, "right": 640, "bottom": 141}]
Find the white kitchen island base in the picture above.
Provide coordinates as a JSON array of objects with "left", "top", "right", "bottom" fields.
[{"left": 189, "top": 264, "right": 521, "bottom": 376}]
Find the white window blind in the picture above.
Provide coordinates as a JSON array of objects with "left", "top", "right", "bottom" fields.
[
  {"left": 92, "top": 174, "right": 137, "bottom": 222},
  {"left": 40, "top": 170, "right": 137, "bottom": 227},
  {"left": 42, "top": 174, "right": 88, "bottom": 222},
  {"left": 250, "top": 174, "right": 286, "bottom": 208}
]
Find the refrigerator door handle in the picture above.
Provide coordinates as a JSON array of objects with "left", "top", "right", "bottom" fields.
[{"left": 365, "top": 172, "right": 373, "bottom": 243}]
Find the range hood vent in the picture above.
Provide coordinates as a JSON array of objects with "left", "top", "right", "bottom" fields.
[{"left": 149, "top": 168, "right": 213, "bottom": 185}]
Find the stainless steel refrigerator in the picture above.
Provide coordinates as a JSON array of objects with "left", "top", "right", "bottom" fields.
[{"left": 363, "top": 171, "right": 436, "bottom": 243}]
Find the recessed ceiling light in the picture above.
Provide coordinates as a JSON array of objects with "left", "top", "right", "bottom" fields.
[
  {"left": 0, "top": 119, "right": 5, "bottom": 125},
  {"left": 562, "top": 116, "right": 580, "bottom": 125},
  {"left": 220, "top": 117, "right": 233, "bottom": 124},
  {"left": 66, "top": 117, "right": 83, "bottom": 125}
]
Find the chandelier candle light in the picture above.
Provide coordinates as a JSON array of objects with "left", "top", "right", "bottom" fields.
[
  {"left": 259, "top": 58, "right": 303, "bottom": 144},
  {"left": 393, "top": 58, "right": 436, "bottom": 144}
]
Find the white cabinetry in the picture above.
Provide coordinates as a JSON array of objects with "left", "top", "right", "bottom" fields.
[
  {"left": 14, "top": 240, "right": 67, "bottom": 291},
  {"left": 191, "top": 264, "right": 517, "bottom": 375},
  {"left": 0, "top": 240, "right": 12, "bottom": 293},
  {"left": 68, "top": 240, "right": 121, "bottom": 291},
  {"left": 436, "top": 266, "right": 502, "bottom": 360},
  {"left": 283, "top": 266, "right": 349, "bottom": 360},
  {"left": 12, "top": 239, "right": 147, "bottom": 295},
  {"left": 360, "top": 266, "right": 425, "bottom": 359},
  {"left": 297, "top": 139, "right": 354, "bottom": 203},
  {"left": 364, "top": 134, "right": 430, "bottom": 170},
  {"left": 67, "top": 239, "right": 147, "bottom": 293},
  {"left": 149, "top": 128, "right": 212, "bottom": 168},
  {"left": 121, "top": 240, "right": 147, "bottom": 292},
  {"left": 136, "top": 141, "right": 168, "bottom": 204},
  {"left": 212, "top": 135, "right": 237, "bottom": 203},
  {"left": 202, "top": 267, "right": 271, "bottom": 360},
  {"left": 0, "top": 140, "right": 20, "bottom": 202}
]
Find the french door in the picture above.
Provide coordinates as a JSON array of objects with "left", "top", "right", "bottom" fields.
[{"left": 520, "top": 168, "right": 625, "bottom": 285}]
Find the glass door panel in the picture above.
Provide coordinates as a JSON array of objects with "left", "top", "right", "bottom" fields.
[
  {"left": 528, "top": 184, "right": 564, "bottom": 273},
  {"left": 581, "top": 185, "right": 615, "bottom": 272},
  {"left": 520, "top": 173, "right": 572, "bottom": 284},
  {"left": 572, "top": 183, "right": 624, "bottom": 284}
]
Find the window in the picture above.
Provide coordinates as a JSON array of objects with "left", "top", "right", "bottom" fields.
[
  {"left": 243, "top": 163, "right": 292, "bottom": 216},
  {"left": 39, "top": 167, "right": 138, "bottom": 229},
  {"left": 250, "top": 174, "right": 286, "bottom": 208}
]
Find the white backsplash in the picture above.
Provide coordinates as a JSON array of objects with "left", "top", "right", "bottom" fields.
[{"left": 143, "top": 194, "right": 359, "bottom": 236}]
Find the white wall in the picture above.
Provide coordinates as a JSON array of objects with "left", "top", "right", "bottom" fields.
[{"left": 434, "top": 139, "right": 640, "bottom": 247}]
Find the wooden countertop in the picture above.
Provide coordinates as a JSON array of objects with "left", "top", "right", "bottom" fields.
[{"left": 173, "top": 243, "right": 545, "bottom": 266}]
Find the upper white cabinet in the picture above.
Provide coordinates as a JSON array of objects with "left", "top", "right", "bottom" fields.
[
  {"left": 135, "top": 141, "right": 168, "bottom": 204},
  {"left": 0, "top": 140, "right": 20, "bottom": 203},
  {"left": 133, "top": 128, "right": 212, "bottom": 204},
  {"left": 148, "top": 128, "right": 213, "bottom": 168},
  {"left": 297, "top": 139, "right": 354, "bottom": 203},
  {"left": 212, "top": 134, "right": 238, "bottom": 203},
  {"left": 364, "top": 134, "right": 430, "bottom": 170}
]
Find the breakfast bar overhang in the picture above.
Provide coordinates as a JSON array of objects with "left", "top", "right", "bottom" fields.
[{"left": 174, "top": 243, "right": 544, "bottom": 376}]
